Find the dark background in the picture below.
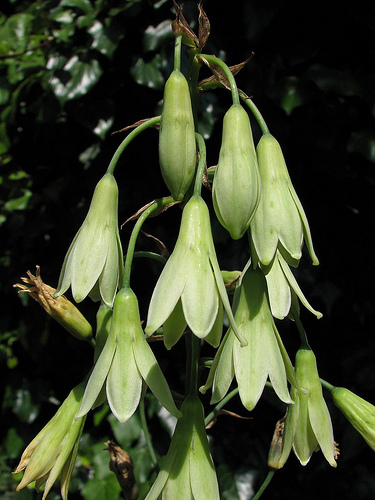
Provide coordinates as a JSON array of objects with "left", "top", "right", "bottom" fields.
[{"left": 1, "top": 0, "right": 374, "bottom": 498}]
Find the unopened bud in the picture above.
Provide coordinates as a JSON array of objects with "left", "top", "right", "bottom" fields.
[{"left": 14, "top": 266, "right": 92, "bottom": 342}]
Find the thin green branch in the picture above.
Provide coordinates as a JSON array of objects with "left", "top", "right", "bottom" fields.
[
  {"left": 290, "top": 306, "right": 310, "bottom": 348},
  {"left": 174, "top": 35, "right": 182, "bottom": 72},
  {"left": 106, "top": 116, "right": 161, "bottom": 176},
  {"left": 133, "top": 251, "right": 167, "bottom": 265},
  {"left": 204, "top": 387, "right": 239, "bottom": 427},
  {"left": 199, "top": 54, "right": 240, "bottom": 105},
  {"left": 251, "top": 470, "right": 275, "bottom": 500},
  {"left": 122, "top": 197, "right": 174, "bottom": 289},
  {"left": 139, "top": 399, "right": 159, "bottom": 470},
  {"left": 239, "top": 90, "right": 270, "bottom": 135},
  {"left": 193, "top": 133, "right": 207, "bottom": 196}
]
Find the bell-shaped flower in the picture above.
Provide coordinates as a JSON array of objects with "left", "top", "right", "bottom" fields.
[
  {"left": 332, "top": 386, "right": 375, "bottom": 451},
  {"left": 145, "top": 394, "right": 220, "bottom": 500},
  {"left": 14, "top": 381, "right": 86, "bottom": 500},
  {"left": 14, "top": 266, "right": 93, "bottom": 342},
  {"left": 212, "top": 104, "right": 260, "bottom": 240},
  {"left": 145, "top": 195, "right": 247, "bottom": 348},
  {"left": 249, "top": 133, "right": 319, "bottom": 266},
  {"left": 273, "top": 348, "right": 337, "bottom": 468},
  {"left": 55, "top": 173, "right": 124, "bottom": 308},
  {"left": 200, "top": 266, "right": 298, "bottom": 411},
  {"left": 258, "top": 250, "right": 322, "bottom": 320},
  {"left": 76, "top": 287, "right": 181, "bottom": 423}
]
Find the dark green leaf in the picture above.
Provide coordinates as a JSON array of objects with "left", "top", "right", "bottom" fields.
[
  {"left": 81, "top": 476, "right": 122, "bottom": 500},
  {"left": 48, "top": 55, "right": 103, "bottom": 104},
  {"left": 130, "top": 55, "right": 164, "bottom": 90}
]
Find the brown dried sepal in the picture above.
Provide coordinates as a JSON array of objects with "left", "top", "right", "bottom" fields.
[
  {"left": 268, "top": 412, "right": 287, "bottom": 470},
  {"left": 198, "top": 1, "right": 210, "bottom": 49},
  {"left": 172, "top": 1, "right": 199, "bottom": 48},
  {"left": 198, "top": 55, "right": 254, "bottom": 91},
  {"left": 105, "top": 440, "right": 139, "bottom": 500}
]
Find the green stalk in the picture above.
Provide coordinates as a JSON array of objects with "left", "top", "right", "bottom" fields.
[
  {"left": 188, "top": 47, "right": 202, "bottom": 127},
  {"left": 193, "top": 132, "right": 207, "bottom": 197},
  {"left": 122, "top": 197, "right": 174, "bottom": 289},
  {"left": 251, "top": 470, "right": 275, "bottom": 500},
  {"left": 133, "top": 251, "right": 167, "bottom": 265},
  {"left": 204, "top": 388, "right": 239, "bottom": 427},
  {"left": 290, "top": 307, "right": 310, "bottom": 349},
  {"left": 139, "top": 399, "right": 159, "bottom": 470},
  {"left": 320, "top": 377, "right": 335, "bottom": 392},
  {"left": 239, "top": 90, "right": 270, "bottom": 135},
  {"left": 185, "top": 332, "right": 200, "bottom": 397},
  {"left": 174, "top": 34, "right": 182, "bottom": 72},
  {"left": 199, "top": 53, "right": 240, "bottom": 105},
  {"left": 106, "top": 116, "right": 161, "bottom": 176}
]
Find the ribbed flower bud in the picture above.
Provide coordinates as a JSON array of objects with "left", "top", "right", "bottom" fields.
[
  {"left": 213, "top": 104, "right": 260, "bottom": 240},
  {"left": 159, "top": 69, "right": 196, "bottom": 201},
  {"left": 332, "top": 387, "right": 375, "bottom": 451}
]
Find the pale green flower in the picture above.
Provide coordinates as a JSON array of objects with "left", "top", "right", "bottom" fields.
[
  {"left": 145, "top": 394, "right": 220, "bottom": 500},
  {"left": 145, "top": 195, "right": 247, "bottom": 348},
  {"left": 76, "top": 287, "right": 181, "bottom": 423},
  {"left": 200, "top": 266, "right": 298, "bottom": 411},
  {"left": 14, "top": 382, "right": 86, "bottom": 500},
  {"left": 55, "top": 173, "right": 124, "bottom": 308},
  {"left": 250, "top": 133, "right": 319, "bottom": 266},
  {"left": 332, "top": 387, "right": 375, "bottom": 451},
  {"left": 273, "top": 348, "right": 336, "bottom": 468}
]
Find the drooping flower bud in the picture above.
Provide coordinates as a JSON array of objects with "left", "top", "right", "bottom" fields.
[
  {"left": 273, "top": 348, "right": 336, "bottom": 468},
  {"left": 332, "top": 387, "right": 375, "bottom": 451},
  {"left": 145, "top": 394, "right": 220, "bottom": 500},
  {"left": 14, "top": 381, "right": 87, "bottom": 500},
  {"left": 212, "top": 103, "right": 260, "bottom": 240},
  {"left": 159, "top": 69, "right": 197, "bottom": 201},
  {"left": 250, "top": 133, "right": 318, "bottom": 266},
  {"left": 76, "top": 287, "right": 181, "bottom": 423},
  {"left": 14, "top": 266, "right": 93, "bottom": 342},
  {"left": 55, "top": 173, "right": 124, "bottom": 308}
]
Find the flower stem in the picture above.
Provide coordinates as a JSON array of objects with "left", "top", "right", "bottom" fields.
[
  {"left": 204, "top": 387, "right": 239, "bottom": 427},
  {"left": 139, "top": 399, "right": 159, "bottom": 470},
  {"left": 133, "top": 251, "right": 167, "bottom": 265},
  {"left": 174, "top": 34, "right": 182, "bottom": 72},
  {"left": 239, "top": 90, "right": 270, "bottom": 135},
  {"left": 199, "top": 54, "right": 240, "bottom": 105},
  {"left": 251, "top": 470, "right": 275, "bottom": 500},
  {"left": 320, "top": 377, "right": 335, "bottom": 392},
  {"left": 106, "top": 116, "right": 161, "bottom": 176},
  {"left": 185, "top": 332, "right": 200, "bottom": 397},
  {"left": 290, "top": 306, "right": 310, "bottom": 349},
  {"left": 122, "top": 197, "right": 174, "bottom": 289},
  {"left": 193, "top": 133, "right": 207, "bottom": 197},
  {"left": 188, "top": 47, "right": 202, "bottom": 127}
]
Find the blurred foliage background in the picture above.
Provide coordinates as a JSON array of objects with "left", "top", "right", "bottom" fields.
[{"left": 1, "top": 0, "right": 374, "bottom": 498}]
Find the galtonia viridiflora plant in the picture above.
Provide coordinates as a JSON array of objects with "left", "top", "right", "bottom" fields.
[{"left": 12, "top": 3, "right": 373, "bottom": 499}]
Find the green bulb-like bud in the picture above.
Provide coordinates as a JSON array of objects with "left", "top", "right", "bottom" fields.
[
  {"left": 159, "top": 69, "right": 196, "bottom": 201},
  {"left": 213, "top": 104, "right": 260, "bottom": 240}
]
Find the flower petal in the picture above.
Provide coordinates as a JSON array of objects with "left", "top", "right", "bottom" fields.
[
  {"left": 106, "top": 331, "right": 142, "bottom": 423},
  {"left": 133, "top": 325, "right": 181, "bottom": 418},
  {"left": 76, "top": 327, "right": 116, "bottom": 419},
  {"left": 181, "top": 254, "right": 218, "bottom": 337},
  {"left": 145, "top": 251, "right": 188, "bottom": 336}
]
